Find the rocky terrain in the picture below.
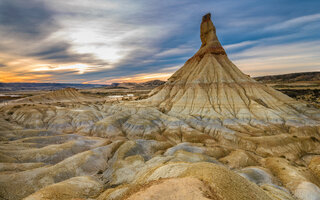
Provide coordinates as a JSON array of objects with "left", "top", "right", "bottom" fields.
[
  {"left": 0, "top": 82, "right": 106, "bottom": 92},
  {"left": 80, "top": 80, "right": 166, "bottom": 100},
  {"left": 254, "top": 72, "right": 320, "bottom": 108},
  {"left": 254, "top": 72, "right": 320, "bottom": 83},
  {"left": 0, "top": 83, "right": 105, "bottom": 103},
  {"left": 2, "top": 75, "right": 319, "bottom": 106},
  {"left": 0, "top": 13, "right": 320, "bottom": 200},
  {"left": 108, "top": 80, "right": 166, "bottom": 90}
]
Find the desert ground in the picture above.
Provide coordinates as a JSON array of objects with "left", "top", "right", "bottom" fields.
[
  {"left": 255, "top": 72, "right": 320, "bottom": 109},
  {"left": 0, "top": 14, "right": 320, "bottom": 200},
  {"left": 2, "top": 74, "right": 319, "bottom": 107}
]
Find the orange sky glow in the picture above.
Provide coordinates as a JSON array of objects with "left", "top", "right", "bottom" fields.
[
  {"left": 0, "top": 71, "right": 53, "bottom": 83},
  {"left": 82, "top": 73, "right": 173, "bottom": 84}
]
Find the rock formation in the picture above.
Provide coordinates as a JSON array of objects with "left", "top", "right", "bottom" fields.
[
  {"left": 12, "top": 87, "right": 93, "bottom": 104},
  {"left": 144, "top": 13, "right": 318, "bottom": 125},
  {"left": 0, "top": 13, "right": 319, "bottom": 200}
]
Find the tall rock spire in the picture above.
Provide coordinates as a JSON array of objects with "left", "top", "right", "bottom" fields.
[
  {"left": 198, "top": 13, "right": 226, "bottom": 56},
  {"left": 141, "top": 13, "right": 319, "bottom": 125},
  {"left": 200, "top": 13, "right": 220, "bottom": 47}
]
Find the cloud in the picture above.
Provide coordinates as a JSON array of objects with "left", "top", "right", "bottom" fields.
[
  {"left": 27, "top": 41, "right": 110, "bottom": 67},
  {"left": 0, "top": 71, "right": 53, "bottom": 82},
  {"left": 224, "top": 41, "right": 257, "bottom": 50},
  {"left": 0, "top": 0, "right": 57, "bottom": 39},
  {"left": 230, "top": 40, "right": 320, "bottom": 76},
  {"left": 155, "top": 45, "right": 194, "bottom": 57},
  {"left": 0, "top": 0, "right": 111, "bottom": 76},
  {"left": 159, "top": 65, "right": 182, "bottom": 72},
  {"left": 104, "top": 72, "right": 173, "bottom": 84},
  {"left": 265, "top": 13, "right": 320, "bottom": 31}
]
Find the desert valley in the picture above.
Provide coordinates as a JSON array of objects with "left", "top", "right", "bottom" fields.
[{"left": 0, "top": 13, "right": 320, "bottom": 200}]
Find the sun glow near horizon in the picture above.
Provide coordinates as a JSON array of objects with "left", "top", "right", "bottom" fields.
[
  {"left": 81, "top": 72, "right": 173, "bottom": 85},
  {"left": 31, "top": 63, "right": 106, "bottom": 75},
  {"left": 105, "top": 73, "right": 173, "bottom": 84}
]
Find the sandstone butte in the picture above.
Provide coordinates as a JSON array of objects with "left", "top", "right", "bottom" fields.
[{"left": 0, "top": 13, "right": 320, "bottom": 200}]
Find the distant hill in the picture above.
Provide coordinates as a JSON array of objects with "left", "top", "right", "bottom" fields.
[
  {"left": 141, "top": 80, "right": 166, "bottom": 88},
  {"left": 106, "top": 80, "right": 166, "bottom": 90},
  {"left": 0, "top": 82, "right": 107, "bottom": 92},
  {"left": 253, "top": 72, "right": 320, "bottom": 108},
  {"left": 106, "top": 73, "right": 320, "bottom": 90},
  {"left": 254, "top": 72, "right": 320, "bottom": 83},
  {"left": 1, "top": 72, "right": 319, "bottom": 93},
  {"left": 12, "top": 88, "right": 94, "bottom": 104}
]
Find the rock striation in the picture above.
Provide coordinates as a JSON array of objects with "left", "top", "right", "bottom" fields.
[
  {"left": 11, "top": 88, "right": 93, "bottom": 104},
  {"left": 144, "top": 13, "right": 318, "bottom": 125},
  {"left": 0, "top": 13, "right": 319, "bottom": 200}
]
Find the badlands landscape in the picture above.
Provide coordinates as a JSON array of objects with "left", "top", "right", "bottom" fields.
[{"left": 1, "top": 13, "right": 320, "bottom": 200}]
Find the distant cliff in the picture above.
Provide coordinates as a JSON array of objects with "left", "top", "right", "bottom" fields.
[
  {"left": 0, "top": 82, "right": 106, "bottom": 92},
  {"left": 254, "top": 71, "right": 320, "bottom": 83}
]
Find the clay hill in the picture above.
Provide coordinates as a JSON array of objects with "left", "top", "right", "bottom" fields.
[
  {"left": 11, "top": 87, "right": 94, "bottom": 104},
  {"left": 254, "top": 72, "right": 320, "bottom": 108},
  {"left": 255, "top": 72, "right": 320, "bottom": 83},
  {"left": 107, "top": 80, "right": 166, "bottom": 90},
  {"left": 0, "top": 82, "right": 105, "bottom": 92},
  {"left": 0, "top": 13, "right": 320, "bottom": 200}
]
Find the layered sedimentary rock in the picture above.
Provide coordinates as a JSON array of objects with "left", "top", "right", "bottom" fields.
[
  {"left": 0, "top": 13, "right": 320, "bottom": 200},
  {"left": 143, "top": 13, "right": 318, "bottom": 125},
  {"left": 11, "top": 87, "right": 93, "bottom": 104}
]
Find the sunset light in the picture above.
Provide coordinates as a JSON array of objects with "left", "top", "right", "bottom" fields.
[{"left": 1, "top": 2, "right": 320, "bottom": 199}]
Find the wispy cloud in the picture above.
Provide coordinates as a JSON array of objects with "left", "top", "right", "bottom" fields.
[
  {"left": 224, "top": 41, "right": 257, "bottom": 50},
  {"left": 159, "top": 65, "right": 182, "bottom": 72},
  {"left": 231, "top": 41, "right": 320, "bottom": 76},
  {"left": 104, "top": 72, "right": 173, "bottom": 84},
  {"left": 265, "top": 13, "right": 320, "bottom": 31},
  {"left": 155, "top": 45, "right": 195, "bottom": 57}
]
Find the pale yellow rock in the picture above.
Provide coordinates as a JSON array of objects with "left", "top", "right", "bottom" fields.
[
  {"left": 219, "top": 149, "right": 259, "bottom": 168},
  {"left": 152, "top": 163, "right": 272, "bottom": 199},
  {"left": 0, "top": 162, "right": 45, "bottom": 174},
  {"left": 126, "top": 177, "right": 215, "bottom": 200},
  {"left": 309, "top": 156, "right": 320, "bottom": 179},
  {"left": 97, "top": 186, "right": 129, "bottom": 200},
  {"left": 263, "top": 157, "right": 320, "bottom": 199},
  {"left": 12, "top": 88, "right": 92, "bottom": 104},
  {"left": 23, "top": 176, "right": 103, "bottom": 200},
  {"left": 0, "top": 141, "right": 122, "bottom": 200},
  {"left": 260, "top": 184, "right": 296, "bottom": 200}
]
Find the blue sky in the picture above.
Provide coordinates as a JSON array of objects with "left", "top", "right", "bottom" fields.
[{"left": 0, "top": 0, "right": 319, "bottom": 83}]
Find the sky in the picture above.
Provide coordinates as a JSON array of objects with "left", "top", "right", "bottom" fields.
[{"left": 0, "top": 0, "right": 319, "bottom": 84}]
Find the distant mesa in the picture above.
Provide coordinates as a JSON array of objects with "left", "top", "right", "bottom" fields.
[
  {"left": 0, "top": 82, "right": 106, "bottom": 92},
  {"left": 255, "top": 71, "right": 320, "bottom": 83},
  {"left": 111, "top": 83, "right": 120, "bottom": 87},
  {"left": 106, "top": 80, "right": 166, "bottom": 90}
]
